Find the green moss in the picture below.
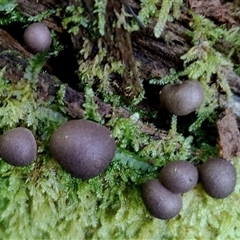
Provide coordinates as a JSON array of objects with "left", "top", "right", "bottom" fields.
[
  {"left": 0, "top": 1, "right": 56, "bottom": 26},
  {"left": 78, "top": 38, "right": 124, "bottom": 98},
  {"left": 27, "top": 9, "right": 56, "bottom": 23},
  {"left": 154, "top": 0, "right": 181, "bottom": 38},
  {"left": 140, "top": 116, "right": 194, "bottom": 166},
  {"left": 149, "top": 68, "right": 180, "bottom": 85},
  {"left": 1, "top": 150, "right": 240, "bottom": 239},
  {"left": 139, "top": 0, "right": 183, "bottom": 38},
  {"left": 82, "top": 86, "right": 103, "bottom": 123},
  {"left": 62, "top": 4, "right": 89, "bottom": 35},
  {"left": 0, "top": 59, "right": 67, "bottom": 136},
  {"left": 0, "top": 0, "right": 26, "bottom": 25},
  {"left": 110, "top": 115, "right": 149, "bottom": 152}
]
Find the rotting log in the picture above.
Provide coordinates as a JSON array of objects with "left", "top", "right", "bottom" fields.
[
  {"left": 12, "top": 0, "right": 240, "bottom": 93},
  {"left": 1, "top": 0, "right": 240, "bottom": 146}
]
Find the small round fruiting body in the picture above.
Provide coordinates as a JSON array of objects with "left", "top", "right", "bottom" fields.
[
  {"left": 159, "top": 80, "right": 204, "bottom": 116},
  {"left": 50, "top": 120, "right": 116, "bottom": 179},
  {"left": 0, "top": 127, "right": 37, "bottom": 166},
  {"left": 142, "top": 179, "right": 182, "bottom": 220},
  {"left": 159, "top": 160, "right": 198, "bottom": 193},
  {"left": 23, "top": 22, "right": 52, "bottom": 53},
  {"left": 198, "top": 157, "right": 236, "bottom": 199}
]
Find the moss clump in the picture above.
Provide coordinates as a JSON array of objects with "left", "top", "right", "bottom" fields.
[{"left": 1, "top": 152, "right": 240, "bottom": 239}]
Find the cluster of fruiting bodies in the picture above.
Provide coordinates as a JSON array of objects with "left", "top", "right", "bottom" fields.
[
  {"left": 0, "top": 120, "right": 116, "bottom": 179},
  {"left": 142, "top": 158, "right": 236, "bottom": 220},
  {"left": 0, "top": 22, "right": 236, "bottom": 221}
]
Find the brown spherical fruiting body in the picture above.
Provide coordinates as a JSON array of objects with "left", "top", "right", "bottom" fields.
[
  {"left": 0, "top": 127, "right": 37, "bottom": 166},
  {"left": 23, "top": 22, "right": 52, "bottom": 53},
  {"left": 159, "top": 160, "right": 198, "bottom": 194},
  {"left": 198, "top": 157, "right": 236, "bottom": 199},
  {"left": 159, "top": 80, "right": 204, "bottom": 116},
  {"left": 142, "top": 179, "right": 182, "bottom": 220},
  {"left": 50, "top": 120, "right": 116, "bottom": 179}
]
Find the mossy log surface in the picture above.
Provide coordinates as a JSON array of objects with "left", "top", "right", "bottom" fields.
[
  {"left": 1, "top": 1, "right": 240, "bottom": 239},
  {"left": 1, "top": 0, "right": 240, "bottom": 154},
  {"left": 0, "top": 0, "right": 240, "bottom": 114}
]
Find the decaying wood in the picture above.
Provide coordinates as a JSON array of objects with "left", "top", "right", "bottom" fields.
[
  {"left": 2, "top": 0, "right": 240, "bottom": 149},
  {"left": 8, "top": 0, "right": 240, "bottom": 96},
  {"left": 0, "top": 49, "right": 110, "bottom": 118},
  {"left": 0, "top": 29, "right": 32, "bottom": 58},
  {"left": 187, "top": 0, "right": 237, "bottom": 27},
  {"left": 0, "top": 49, "right": 166, "bottom": 140},
  {"left": 13, "top": 0, "right": 240, "bottom": 83},
  {"left": 217, "top": 108, "right": 240, "bottom": 160},
  {"left": 132, "top": 22, "right": 191, "bottom": 79},
  {"left": 106, "top": 0, "right": 143, "bottom": 98},
  {"left": 16, "top": 0, "right": 64, "bottom": 33}
]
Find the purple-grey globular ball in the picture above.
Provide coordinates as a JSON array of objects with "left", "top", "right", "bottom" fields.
[
  {"left": 198, "top": 157, "right": 236, "bottom": 199},
  {"left": 0, "top": 127, "right": 37, "bottom": 166},
  {"left": 50, "top": 120, "right": 116, "bottom": 179},
  {"left": 142, "top": 179, "right": 182, "bottom": 220},
  {"left": 23, "top": 22, "right": 52, "bottom": 53},
  {"left": 159, "top": 80, "right": 204, "bottom": 116},
  {"left": 159, "top": 160, "right": 198, "bottom": 193}
]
